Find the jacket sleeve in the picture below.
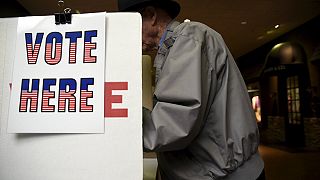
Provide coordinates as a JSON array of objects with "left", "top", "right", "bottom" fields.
[{"left": 143, "top": 34, "right": 209, "bottom": 152}]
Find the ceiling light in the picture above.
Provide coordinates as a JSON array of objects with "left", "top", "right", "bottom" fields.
[
  {"left": 248, "top": 89, "right": 259, "bottom": 93},
  {"left": 267, "top": 30, "right": 275, "bottom": 34},
  {"left": 241, "top": 21, "right": 247, "bottom": 25},
  {"left": 257, "top": 36, "right": 264, "bottom": 40},
  {"left": 274, "top": 24, "right": 280, "bottom": 29},
  {"left": 272, "top": 43, "right": 284, "bottom": 50}
]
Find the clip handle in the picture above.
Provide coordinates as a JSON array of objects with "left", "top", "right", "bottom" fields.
[{"left": 55, "top": 0, "right": 72, "bottom": 25}]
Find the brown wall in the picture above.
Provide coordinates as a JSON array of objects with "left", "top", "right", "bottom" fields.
[
  {"left": 237, "top": 16, "right": 320, "bottom": 98},
  {"left": 238, "top": 16, "right": 320, "bottom": 148},
  {"left": 1, "top": 1, "right": 30, "bottom": 18}
]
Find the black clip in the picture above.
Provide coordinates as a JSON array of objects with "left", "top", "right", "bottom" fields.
[
  {"left": 55, "top": 11, "right": 72, "bottom": 25},
  {"left": 55, "top": 1, "right": 72, "bottom": 25}
]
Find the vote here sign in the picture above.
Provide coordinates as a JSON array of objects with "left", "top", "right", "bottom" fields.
[{"left": 8, "top": 13, "right": 106, "bottom": 133}]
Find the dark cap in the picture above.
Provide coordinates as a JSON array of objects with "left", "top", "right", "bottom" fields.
[{"left": 118, "top": 0, "right": 180, "bottom": 19}]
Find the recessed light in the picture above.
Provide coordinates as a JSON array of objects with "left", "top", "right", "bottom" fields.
[
  {"left": 274, "top": 24, "right": 280, "bottom": 29},
  {"left": 241, "top": 21, "right": 247, "bottom": 25},
  {"left": 267, "top": 30, "right": 275, "bottom": 34},
  {"left": 257, "top": 36, "right": 264, "bottom": 40}
]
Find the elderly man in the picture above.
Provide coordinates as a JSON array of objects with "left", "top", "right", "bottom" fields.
[{"left": 118, "top": 0, "right": 265, "bottom": 179}]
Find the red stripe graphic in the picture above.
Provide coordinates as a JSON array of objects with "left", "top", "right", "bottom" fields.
[
  {"left": 80, "top": 90, "right": 93, "bottom": 111},
  {"left": 20, "top": 90, "right": 38, "bottom": 112},
  {"left": 69, "top": 42, "right": 77, "bottom": 63},
  {"left": 58, "top": 90, "right": 76, "bottom": 112},
  {"left": 45, "top": 43, "right": 62, "bottom": 65},
  {"left": 42, "top": 91, "right": 55, "bottom": 112},
  {"left": 26, "top": 44, "right": 41, "bottom": 64},
  {"left": 84, "top": 42, "right": 96, "bottom": 63}
]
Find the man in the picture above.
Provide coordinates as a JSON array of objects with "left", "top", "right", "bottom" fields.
[{"left": 118, "top": 0, "right": 265, "bottom": 179}]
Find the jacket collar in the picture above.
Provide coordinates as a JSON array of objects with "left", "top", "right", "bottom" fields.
[{"left": 157, "top": 20, "right": 180, "bottom": 55}]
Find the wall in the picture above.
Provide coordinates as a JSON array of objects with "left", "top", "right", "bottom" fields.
[
  {"left": 238, "top": 15, "right": 320, "bottom": 148},
  {"left": 0, "top": 1, "right": 29, "bottom": 17},
  {"left": 260, "top": 116, "right": 286, "bottom": 144},
  {"left": 237, "top": 16, "right": 320, "bottom": 94},
  {"left": 304, "top": 118, "right": 320, "bottom": 149}
]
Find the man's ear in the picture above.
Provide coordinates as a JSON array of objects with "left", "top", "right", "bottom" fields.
[{"left": 144, "top": 6, "right": 157, "bottom": 26}]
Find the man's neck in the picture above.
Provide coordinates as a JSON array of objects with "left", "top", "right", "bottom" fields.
[{"left": 157, "top": 20, "right": 172, "bottom": 47}]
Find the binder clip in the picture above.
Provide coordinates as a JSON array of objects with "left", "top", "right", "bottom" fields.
[{"left": 55, "top": 0, "right": 72, "bottom": 25}]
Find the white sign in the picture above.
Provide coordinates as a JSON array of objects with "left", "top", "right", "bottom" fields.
[{"left": 7, "top": 13, "right": 106, "bottom": 133}]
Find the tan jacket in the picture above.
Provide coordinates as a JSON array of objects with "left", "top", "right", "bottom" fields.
[{"left": 143, "top": 21, "right": 264, "bottom": 180}]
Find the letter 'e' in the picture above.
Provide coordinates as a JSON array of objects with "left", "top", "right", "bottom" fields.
[{"left": 105, "top": 82, "right": 128, "bottom": 118}]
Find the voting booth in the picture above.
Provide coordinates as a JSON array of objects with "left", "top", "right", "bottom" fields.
[{"left": 0, "top": 12, "right": 143, "bottom": 179}]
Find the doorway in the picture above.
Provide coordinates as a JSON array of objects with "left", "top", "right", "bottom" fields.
[{"left": 260, "top": 42, "right": 309, "bottom": 147}]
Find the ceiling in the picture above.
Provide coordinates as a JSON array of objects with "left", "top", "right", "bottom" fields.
[{"left": 17, "top": 0, "right": 320, "bottom": 58}]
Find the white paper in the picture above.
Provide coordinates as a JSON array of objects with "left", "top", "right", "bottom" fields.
[{"left": 7, "top": 13, "right": 106, "bottom": 133}]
